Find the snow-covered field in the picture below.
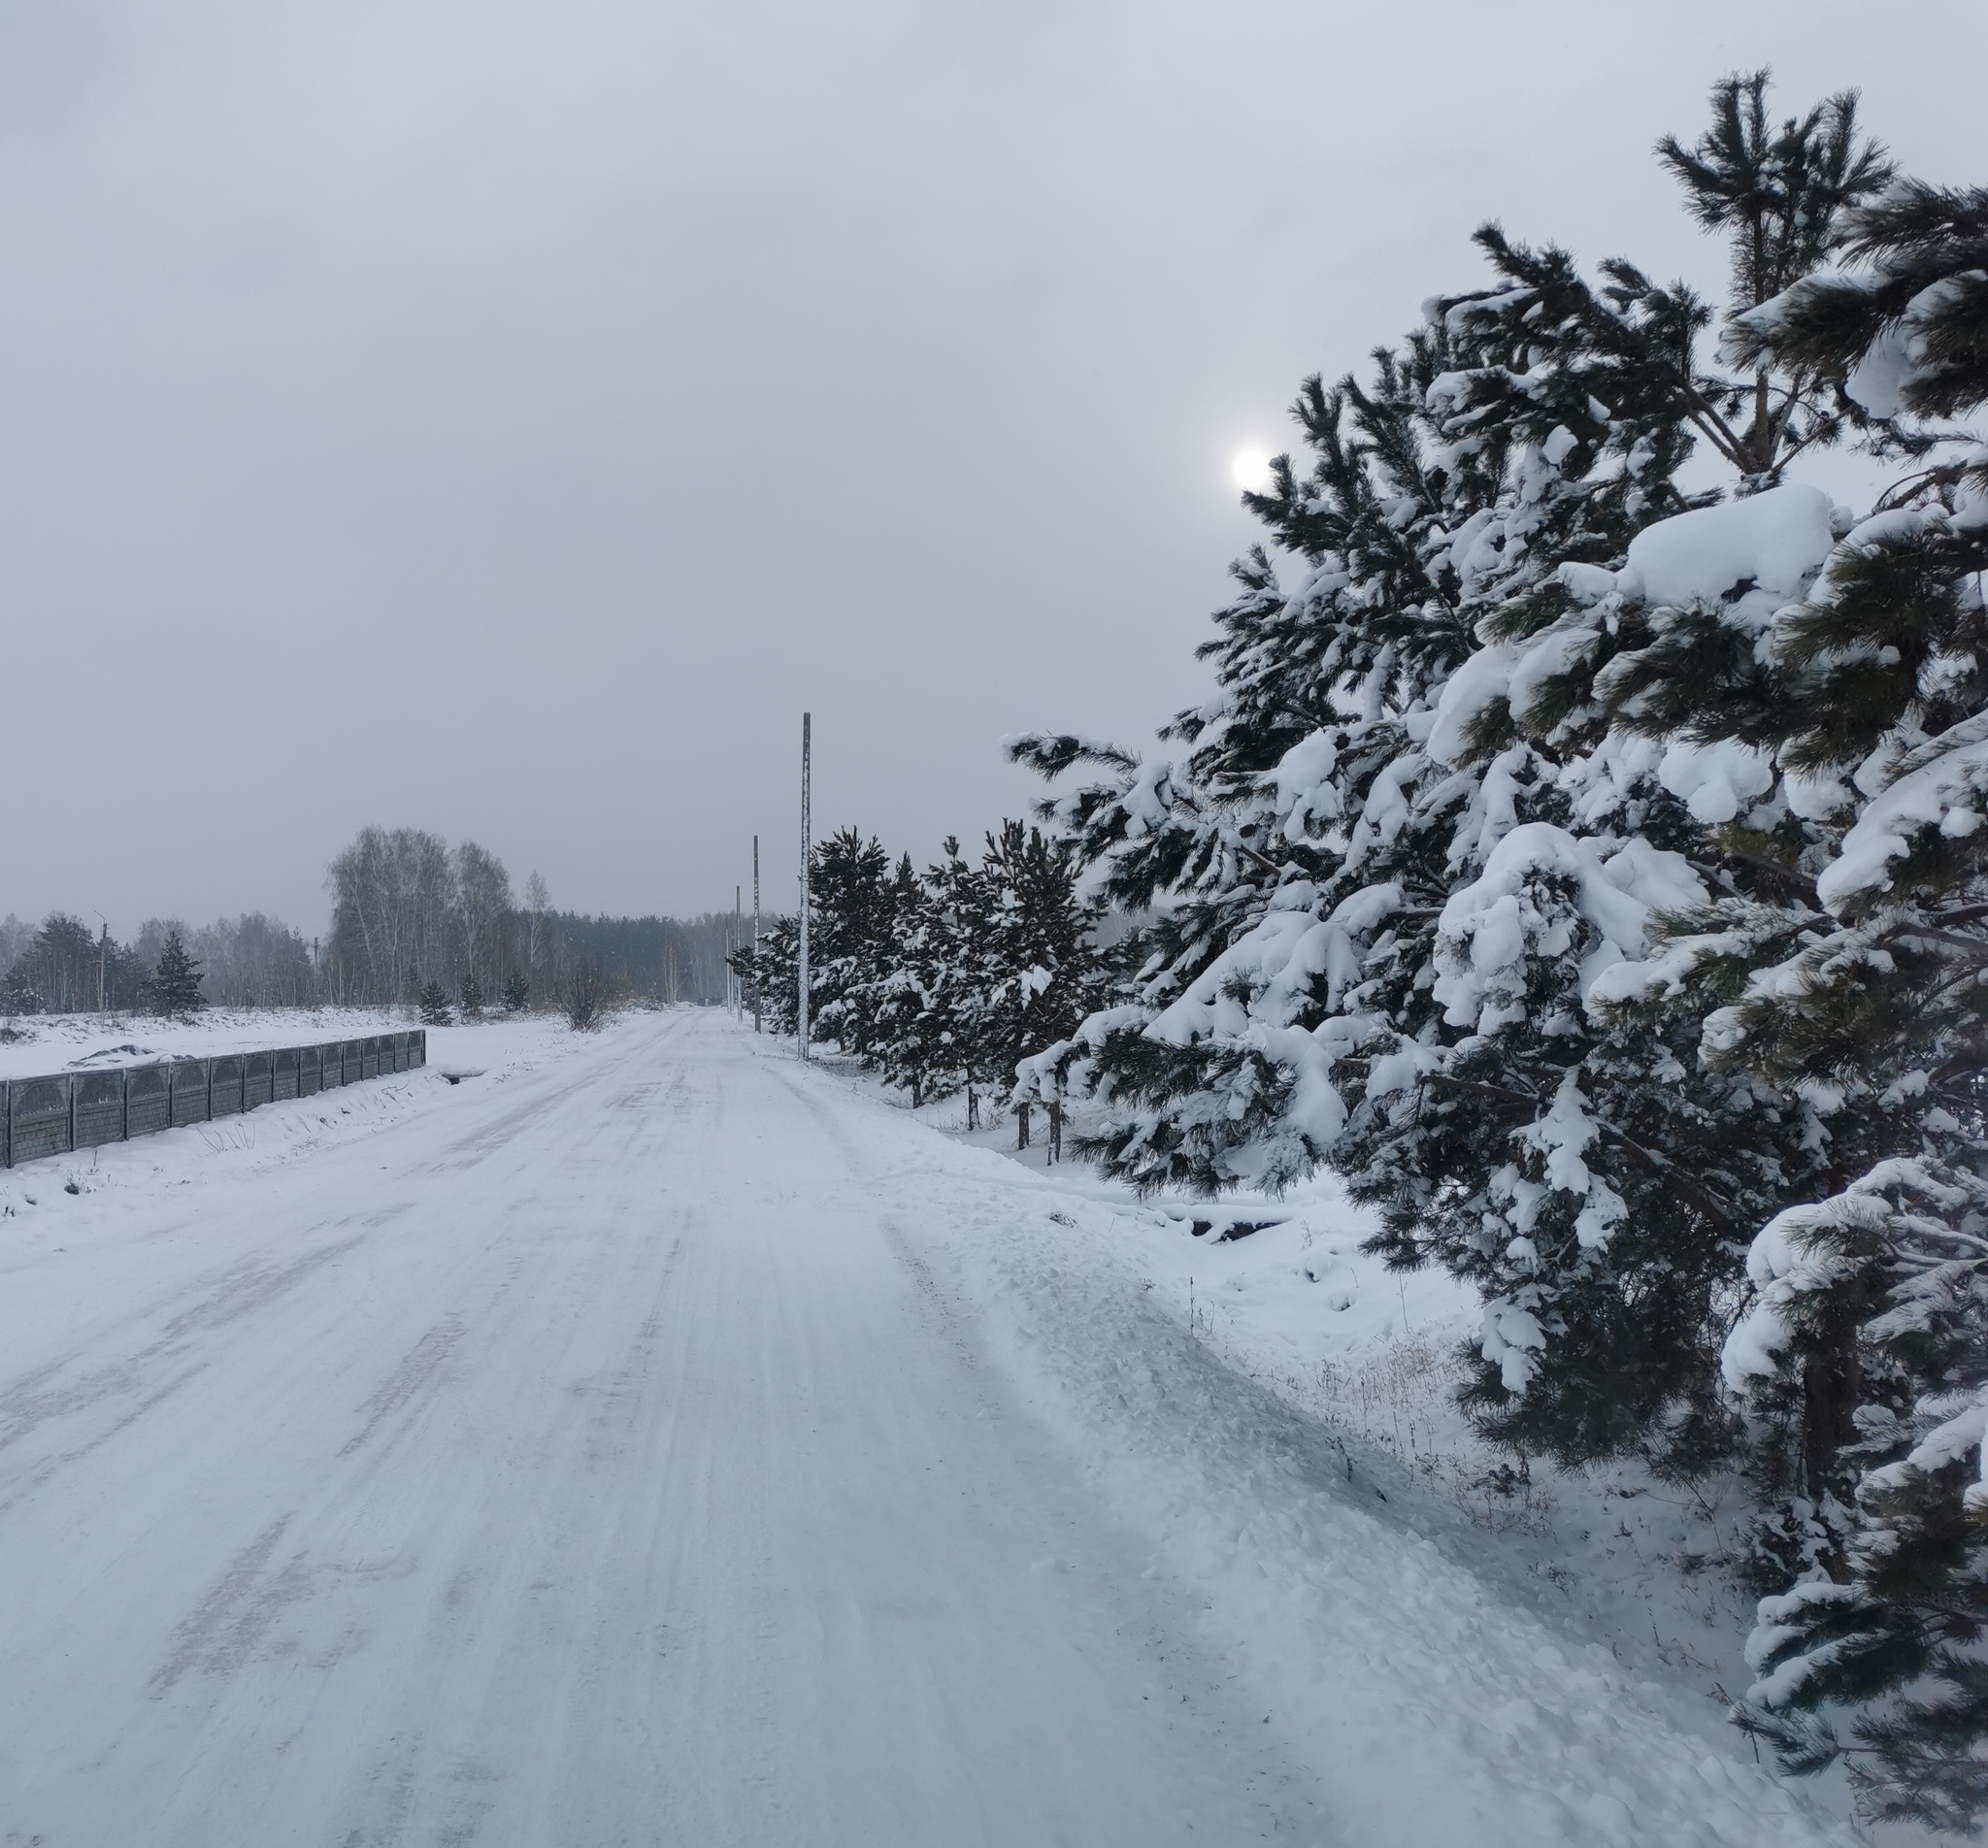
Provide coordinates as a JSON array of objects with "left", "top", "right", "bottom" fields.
[
  {"left": 0, "top": 1009, "right": 1885, "bottom": 1843},
  {"left": 0, "top": 1005, "right": 536, "bottom": 1081}
]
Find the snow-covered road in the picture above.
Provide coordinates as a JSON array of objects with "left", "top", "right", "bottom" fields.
[{"left": 0, "top": 1011, "right": 1861, "bottom": 1845}]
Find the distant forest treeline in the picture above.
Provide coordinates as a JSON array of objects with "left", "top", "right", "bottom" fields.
[{"left": 1, "top": 826, "right": 740, "bottom": 1015}]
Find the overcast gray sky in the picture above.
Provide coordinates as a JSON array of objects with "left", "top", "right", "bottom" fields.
[{"left": 5, "top": 0, "right": 1984, "bottom": 935}]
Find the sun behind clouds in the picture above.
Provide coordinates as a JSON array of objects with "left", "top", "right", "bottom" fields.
[{"left": 1231, "top": 448, "right": 1273, "bottom": 492}]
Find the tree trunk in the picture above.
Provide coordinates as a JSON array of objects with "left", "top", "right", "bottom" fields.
[
  {"left": 1048, "top": 1100, "right": 1062, "bottom": 1165},
  {"left": 1016, "top": 1103, "right": 1031, "bottom": 1150}
]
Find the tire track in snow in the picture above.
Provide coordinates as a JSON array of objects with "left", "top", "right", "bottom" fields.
[
  {"left": 0, "top": 1237, "right": 369, "bottom": 1513},
  {"left": 339, "top": 1316, "right": 466, "bottom": 1457},
  {"left": 149, "top": 1515, "right": 298, "bottom": 1693}
]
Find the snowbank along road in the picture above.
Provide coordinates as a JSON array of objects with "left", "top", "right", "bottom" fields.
[{"left": 0, "top": 1010, "right": 1862, "bottom": 1845}]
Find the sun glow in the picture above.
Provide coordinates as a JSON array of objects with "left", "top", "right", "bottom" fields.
[{"left": 1232, "top": 448, "right": 1274, "bottom": 492}]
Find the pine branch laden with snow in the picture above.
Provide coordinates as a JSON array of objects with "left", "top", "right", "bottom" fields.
[
  {"left": 1726, "top": 1164, "right": 1988, "bottom": 1834},
  {"left": 1730, "top": 182, "right": 1988, "bottom": 430}
]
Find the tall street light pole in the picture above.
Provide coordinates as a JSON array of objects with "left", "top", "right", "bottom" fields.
[{"left": 797, "top": 713, "right": 812, "bottom": 1061}]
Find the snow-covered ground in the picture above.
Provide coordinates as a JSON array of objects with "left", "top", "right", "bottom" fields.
[
  {"left": 0, "top": 1010, "right": 1886, "bottom": 1842},
  {"left": 0, "top": 1005, "right": 546, "bottom": 1081},
  {"left": 915, "top": 1082, "right": 1780, "bottom": 1732}
]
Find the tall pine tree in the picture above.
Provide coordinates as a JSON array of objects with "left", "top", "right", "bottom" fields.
[
  {"left": 977, "top": 822, "right": 1106, "bottom": 1144},
  {"left": 144, "top": 930, "right": 206, "bottom": 1020},
  {"left": 807, "top": 828, "right": 900, "bottom": 1062}
]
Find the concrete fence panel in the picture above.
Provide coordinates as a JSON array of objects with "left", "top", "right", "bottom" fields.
[
  {"left": 125, "top": 1064, "right": 171, "bottom": 1138},
  {"left": 11, "top": 1076, "right": 73, "bottom": 1165},
  {"left": 211, "top": 1056, "right": 246, "bottom": 1119},
  {"left": 169, "top": 1061, "right": 211, "bottom": 1128},
  {"left": 75, "top": 1072, "right": 127, "bottom": 1148},
  {"left": 245, "top": 1052, "right": 274, "bottom": 1110},
  {"left": 1, "top": 1030, "right": 426, "bottom": 1169}
]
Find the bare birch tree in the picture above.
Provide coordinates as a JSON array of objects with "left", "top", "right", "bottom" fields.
[
  {"left": 451, "top": 841, "right": 513, "bottom": 998},
  {"left": 326, "top": 826, "right": 454, "bottom": 1006},
  {"left": 523, "top": 871, "right": 550, "bottom": 998}
]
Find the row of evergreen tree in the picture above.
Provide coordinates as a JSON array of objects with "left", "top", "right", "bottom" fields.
[
  {"left": 0, "top": 911, "right": 315, "bottom": 1014},
  {"left": 979, "top": 74, "right": 1986, "bottom": 1832},
  {"left": 731, "top": 822, "right": 1110, "bottom": 1147}
]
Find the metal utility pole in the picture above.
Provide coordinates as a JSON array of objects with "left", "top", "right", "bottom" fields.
[
  {"left": 751, "top": 836, "right": 762, "bottom": 1034},
  {"left": 734, "top": 885, "right": 743, "bottom": 1017},
  {"left": 797, "top": 712, "right": 812, "bottom": 1061},
  {"left": 95, "top": 913, "right": 109, "bottom": 1014}
]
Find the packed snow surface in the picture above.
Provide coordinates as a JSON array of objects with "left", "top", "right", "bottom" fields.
[{"left": 0, "top": 1010, "right": 1867, "bottom": 1844}]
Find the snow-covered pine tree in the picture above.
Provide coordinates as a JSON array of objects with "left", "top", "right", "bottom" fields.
[
  {"left": 417, "top": 979, "right": 452, "bottom": 1027},
  {"left": 3, "top": 966, "right": 42, "bottom": 1014},
  {"left": 144, "top": 930, "right": 206, "bottom": 1020},
  {"left": 1425, "top": 479, "right": 1866, "bottom": 1468},
  {"left": 502, "top": 971, "right": 529, "bottom": 1012},
  {"left": 1012, "top": 71, "right": 1892, "bottom": 1474},
  {"left": 807, "top": 828, "right": 898, "bottom": 1062},
  {"left": 1606, "top": 182, "right": 1988, "bottom": 1831},
  {"left": 729, "top": 916, "right": 798, "bottom": 1036},
  {"left": 859, "top": 827, "right": 1109, "bottom": 1130},
  {"left": 870, "top": 853, "right": 944, "bottom": 1106},
  {"left": 716, "top": 831, "right": 900, "bottom": 1055},
  {"left": 918, "top": 837, "right": 1007, "bottom": 1125},
  {"left": 975, "top": 821, "right": 1106, "bottom": 1147},
  {"left": 458, "top": 972, "right": 484, "bottom": 1018},
  {"left": 1007, "top": 332, "right": 1492, "bottom": 1194},
  {"left": 1297, "top": 76, "right": 1891, "bottom": 1470}
]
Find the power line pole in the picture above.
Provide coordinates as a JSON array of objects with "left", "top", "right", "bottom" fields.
[
  {"left": 797, "top": 711, "right": 812, "bottom": 1062},
  {"left": 733, "top": 884, "right": 742, "bottom": 1017},
  {"left": 751, "top": 835, "right": 761, "bottom": 1034},
  {"left": 95, "top": 913, "right": 109, "bottom": 1014}
]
